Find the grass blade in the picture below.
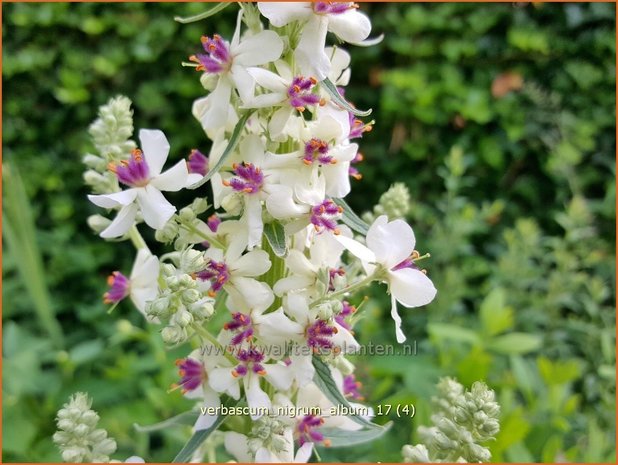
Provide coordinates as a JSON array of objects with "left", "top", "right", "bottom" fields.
[{"left": 2, "top": 162, "right": 64, "bottom": 348}]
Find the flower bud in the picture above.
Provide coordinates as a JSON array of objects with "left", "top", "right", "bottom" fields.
[
  {"left": 161, "top": 325, "right": 187, "bottom": 345},
  {"left": 179, "top": 207, "right": 196, "bottom": 222},
  {"left": 82, "top": 153, "right": 107, "bottom": 171},
  {"left": 155, "top": 219, "right": 179, "bottom": 243},
  {"left": 191, "top": 197, "right": 210, "bottom": 214},
  {"left": 87, "top": 214, "right": 112, "bottom": 234},
  {"left": 402, "top": 444, "right": 430, "bottom": 463},
  {"left": 180, "top": 249, "right": 206, "bottom": 274}
]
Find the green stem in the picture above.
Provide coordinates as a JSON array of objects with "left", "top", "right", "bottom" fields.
[
  {"left": 192, "top": 323, "right": 237, "bottom": 364},
  {"left": 178, "top": 220, "right": 226, "bottom": 250},
  {"left": 310, "top": 274, "right": 377, "bottom": 308},
  {"left": 128, "top": 225, "right": 150, "bottom": 252}
]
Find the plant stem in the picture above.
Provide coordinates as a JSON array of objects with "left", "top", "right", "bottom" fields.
[
  {"left": 192, "top": 323, "right": 237, "bottom": 364},
  {"left": 310, "top": 274, "right": 377, "bottom": 308},
  {"left": 128, "top": 225, "right": 150, "bottom": 252}
]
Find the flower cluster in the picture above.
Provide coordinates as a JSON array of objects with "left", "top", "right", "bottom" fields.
[
  {"left": 53, "top": 393, "right": 118, "bottom": 463},
  {"left": 402, "top": 378, "right": 501, "bottom": 463},
  {"left": 78, "top": 3, "right": 438, "bottom": 462}
]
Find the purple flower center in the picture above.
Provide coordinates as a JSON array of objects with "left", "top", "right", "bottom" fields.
[
  {"left": 334, "top": 301, "right": 356, "bottom": 330},
  {"left": 197, "top": 260, "right": 230, "bottom": 296},
  {"left": 343, "top": 374, "right": 364, "bottom": 401},
  {"left": 297, "top": 415, "right": 330, "bottom": 447},
  {"left": 348, "top": 113, "right": 373, "bottom": 139},
  {"left": 188, "top": 149, "right": 209, "bottom": 176},
  {"left": 207, "top": 214, "right": 221, "bottom": 232},
  {"left": 303, "top": 138, "right": 334, "bottom": 165},
  {"left": 328, "top": 267, "right": 346, "bottom": 291},
  {"left": 223, "top": 162, "right": 264, "bottom": 194},
  {"left": 348, "top": 151, "right": 364, "bottom": 180},
  {"left": 288, "top": 76, "right": 323, "bottom": 112},
  {"left": 232, "top": 347, "right": 266, "bottom": 377},
  {"left": 224, "top": 312, "right": 254, "bottom": 345},
  {"left": 310, "top": 200, "right": 343, "bottom": 234},
  {"left": 391, "top": 254, "right": 421, "bottom": 272},
  {"left": 103, "top": 271, "right": 130, "bottom": 304},
  {"left": 175, "top": 357, "right": 205, "bottom": 393},
  {"left": 306, "top": 319, "right": 338, "bottom": 351},
  {"left": 190, "top": 34, "right": 232, "bottom": 73},
  {"left": 313, "top": 2, "right": 358, "bottom": 15},
  {"left": 110, "top": 149, "right": 150, "bottom": 187}
]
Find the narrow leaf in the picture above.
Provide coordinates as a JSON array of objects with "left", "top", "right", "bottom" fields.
[
  {"left": 173, "top": 396, "right": 240, "bottom": 463},
  {"left": 332, "top": 197, "right": 370, "bottom": 235},
  {"left": 174, "top": 3, "right": 231, "bottom": 23},
  {"left": 319, "top": 422, "right": 392, "bottom": 447},
  {"left": 264, "top": 221, "right": 287, "bottom": 257},
  {"left": 312, "top": 356, "right": 380, "bottom": 429},
  {"left": 188, "top": 111, "right": 254, "bottom": 190},
  {"left": 321, "top": 78, "right": 372, "bottom": 117},
  {"left": 134, "top": 410, "right": 199, "bottom": 433},
  {"left": 2, "top": 162, "right": 64, "bottom": 348}
]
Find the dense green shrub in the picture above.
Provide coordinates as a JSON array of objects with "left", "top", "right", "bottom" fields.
[{"left": 3, "top": 2, "right": 615, "bottom": 462}]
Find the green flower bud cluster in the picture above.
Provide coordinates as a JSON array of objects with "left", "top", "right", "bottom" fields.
[
  {"left": 145, "top": 264, "right": 214, "bottom": 345},
  {"left": 247, "top": 417, "right": 289, "bottom": 456},
  {"left": 53, "top": 392, "right": 117, "bottom": 463},
  {"left": 363, "top": 182, "right": 411, "bottom": 223},
  {"left": 88, "top": 95, "right": 136, "bottom": 162},
  {"left": 162, "top": 199, "right": 212, "bottom": 248},
  {"left": 402, "top": 377, "right": 500, "bottom": 463}
]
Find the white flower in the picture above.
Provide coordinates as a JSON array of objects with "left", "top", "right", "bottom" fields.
[
  {"left": 89, "top": 129, "right": 189, "bottom": 238},
  {"left": 337, "top": 215, "right": 437, "bottom": 343},
  {"left": 196, "top": 241, "right": 272, "bottom": 307},
  {"left": 258, "top": 2, "right": 371, "bottom": 81},
  {"left": 173, "top": 348, "right": 222, "bottom": 431},
  {"left": 266, "top": 115, "right": 357, "bottom": 198},
  {"left": 103, "top": 248, "right": 159, "bottom": 317},
  {"left": 190, "top": 11, "right": 284, "bottom": 131}
]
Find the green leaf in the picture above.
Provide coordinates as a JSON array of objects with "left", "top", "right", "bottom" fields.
[
  {"left": 312, "top": 356, "right": 381, "bottom": 429},
  {"left": 69, "top": 339, "right": 104, "bottom": 365},
  {"left": 321, "top": 78, "right": 372, "bottom": 117},
  {"left": 2, "top": 162, "right": 64, "bottom": 348},
  {"left": 319, "top": 422, "right": 392, "bottom": 447},
  {"left": 487, "top": 332, "right": 542, "bottom": 355},
  {"left": 332, "top": 197, "right": 370, "bottom": 235},
  {"left": 264, "top": 221, "right": 287, "bottom": 258},
  {"left": 479, "top": 288, "right": 514, "bottom": 336},
  {"left": 427, "top": 323, "right": 481, "bottom": 346},
  {"left": 173, "top": 396, "right": 240, "bottom": 463},
  {"left": 134, "top": 409, "right": 198, "bottom": 433},
  {"left": 188, "top": 111, "right": 253, "bottom": 190},
  {"left": 174, "top": 3, "right": 232, "bottom": 23}
]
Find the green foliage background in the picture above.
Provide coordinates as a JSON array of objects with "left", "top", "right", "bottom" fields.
[{"left": 3, "top": 2, "right": 615, "bottom": 463}]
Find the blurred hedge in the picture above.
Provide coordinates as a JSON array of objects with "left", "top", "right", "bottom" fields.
[{"left": 3, "top": 2, "right": 615, "bottom": 463}]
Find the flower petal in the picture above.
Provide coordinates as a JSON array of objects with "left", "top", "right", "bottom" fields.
[
  {"left": 257, "top": 2, "right": 312, "bottom": 27},
  {"left": 234, "top": 30, "right": 284, "bottom": 67},
  {"left": 232, "top": 249, "right": 271, "bottom": 277},
  {"left": 136, "top": 185, "right": 176, "bottom": 230},
  {"left": 296, "top": 15, "right": 331, "bottom": 81},
  {"left": 366, "top": 216, "right": 415, "bottom": 267},
  {"left": 245, "top": 375, "right": 271, "bottom": 419},
  {"left": 224, "top": 432, "right": 252, "bottom": 463},
  {"left": 139, "top": 129, "right": 170, "bottom": 177},
  {"left": 327, "top": 10, "right": 371, "bottom": 44},
  {"left": 150, "top": 159, "right": 189, "bottom": 192},
  {"left": 88, "top": 189, "right": 137, "bottom": 208},
  {"left": 388, "top": 268, "right": 437, "bottom": 308},
  {"left": 295, "top": 443, "right": 314, "bottom": 462},
  {"left": 390, "top": 293, "right": 406, "bottom": 343},
  {"left": 334, "top": 234, "right": 376, "bottom": 263},
  {"left": 264, "top": 362, "right": 294, "bottom": 391},
  {"left": 100, "top": 203, "right": 139, "bottom": 238}
]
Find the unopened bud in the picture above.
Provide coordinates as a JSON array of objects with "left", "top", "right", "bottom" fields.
[{"left": 87, "top": 214, "right": 112, "bottom": 234}]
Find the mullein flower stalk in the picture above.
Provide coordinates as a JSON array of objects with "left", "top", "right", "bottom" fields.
[
  {"left": 402, "top": 378, "right": 501, "bottom": 463},
  {"left": 74, "top": 3, "right": 447, "bottom": 463}
]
